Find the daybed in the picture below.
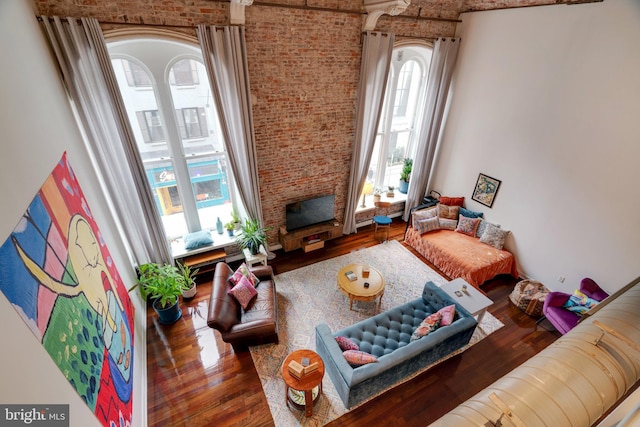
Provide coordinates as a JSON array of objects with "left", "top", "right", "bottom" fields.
[
  {"left": 315, "top": 281, "right": 477, "bottom": 409},
  {"left": 404, "top": 204, "right": 518, "bottom": 288}
]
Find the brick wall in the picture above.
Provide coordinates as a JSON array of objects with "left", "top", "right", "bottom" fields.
[{"left": 33, "top": 0, "right": 456, "bottom": 245}]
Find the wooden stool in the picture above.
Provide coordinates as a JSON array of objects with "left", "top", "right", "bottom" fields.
[{"left": 281, "top": 349, "right": 325, "bottom": 417}]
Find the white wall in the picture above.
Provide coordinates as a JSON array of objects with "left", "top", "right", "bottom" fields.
[
  {"left": 431, "top": 0, "right": 640, "bottom": 293},
  {"left": 0, "top": 1, "right": 146, "bottom": 426}
]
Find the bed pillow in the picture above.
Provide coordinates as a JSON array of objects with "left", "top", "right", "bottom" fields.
[
  {"left": 227, "top": 275, "right": 258, "bottom": 309},
  {"left": 184, "top": 230, "right": 214, "bottom": 250},
  {"left": 439, "top": 196, "right": 465, "bottom": 207},
  {"left": 438, "top": 204, "right": 459, "bottom": 220},
  {"left": 335, "top": 336, "right": 359, "bottom": 352},
  {"left": 343, "top": 350, "right": 378, "bottom": 367},
  {"left": 229, "top": 262, "right": 259, "bottom": 287},
  {"left": 476, "top": 220, "right": 499, "bottom": 238},
  {"left": 412, "top": 206, "right": 438, "bottom": 230},
  {"left": 480, "top": 223, "right": 510, "bottom": 250},
  {"left": 456, "top": 215, "right": 481, "bottom": 237},
  {"left": 416, "top": 216, "right": 440, "bottom": 234},
  {"left": 439, "top": 218, "right": 458, "bottom": 230},
  {"left": 459, "top": 207, "right": 483, "bottom": 219}
]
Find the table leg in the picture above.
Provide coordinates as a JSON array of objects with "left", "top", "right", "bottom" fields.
[
  {"left": 476, "top": 309, "right": 487, "bottom": 325},
  {"left": 349, "top": 298, "right": 353, "bottom": 311},
  {"left": 285, "top": 385, "right": 289, "bottom": 407},
  {"left": 304, "top": 389, "right": 313, "bottom": 417}
]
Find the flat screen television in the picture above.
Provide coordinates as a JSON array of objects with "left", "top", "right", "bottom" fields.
[{"left": 285, "top": 195, "right": 335, "bottom": 232}]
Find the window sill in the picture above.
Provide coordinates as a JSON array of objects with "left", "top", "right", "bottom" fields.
[{"left": 355, "top": 191, "right": 407, "bottom": 214}]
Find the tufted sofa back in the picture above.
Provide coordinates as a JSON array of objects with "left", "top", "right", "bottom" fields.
[{"left": 339, "top": 282, "right": 468, "bottom": 358}]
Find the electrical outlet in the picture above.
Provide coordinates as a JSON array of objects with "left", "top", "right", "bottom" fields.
[{"left": 558, "top": 276, "right": 565, "bottom": 283}]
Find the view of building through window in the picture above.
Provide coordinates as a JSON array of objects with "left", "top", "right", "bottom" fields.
[
  {"left": 365, "top": 44, "right": 432, "bottom": 198},
  {"left": 108, "top": 38, "right": 240, "bottom": 241}
]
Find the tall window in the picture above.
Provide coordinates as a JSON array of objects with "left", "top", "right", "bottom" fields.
[
  {"left": 365, "top": 44, "right": 432, "bottom": 195},
  {"left": 109, "top": 38, "right": 239, "bottom": 241}
]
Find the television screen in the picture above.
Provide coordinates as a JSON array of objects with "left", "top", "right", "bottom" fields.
[{"left": 286, "top": 195, "right": 335, "bottom": 231}]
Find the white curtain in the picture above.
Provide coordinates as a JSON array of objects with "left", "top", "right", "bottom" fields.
[
  {"left": 343, "top": 32, "right": 395, "bottom": 234},
  {"left": 197, "top": 25, "right": 264, "bottom": 228},
  {"left": 40, "top": 16, "right": 172, "bottom": 265},
  {"left": 403, "top": 37, "right": 461, "bottom": 220}
]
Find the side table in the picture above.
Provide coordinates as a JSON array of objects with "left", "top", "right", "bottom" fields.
[
  {"left": 242, "top": 244, "right": 268, "bottom": 267},
  {"left": 281, "top": 349, "right": 325, "bottom": 417},
  {"left": 440, "top": 278, "right": 493, "bottom": 324}
]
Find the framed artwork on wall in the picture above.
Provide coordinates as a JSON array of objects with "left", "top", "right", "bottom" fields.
[{"left": 472, "top": 173, "right": 501, "bottom": 208}]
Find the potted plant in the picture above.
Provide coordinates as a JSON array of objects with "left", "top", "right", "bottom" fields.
[
  {"left": 231, "top": 209, "right": 242, "bottom": 231},
  {"left": 399, "top": 158, "right": 412, "bottom": 194},
  {"left": 373, "top": 188, "right": 382, "bottom": 204},
  {"left": 386, "top": 185, "right": 395, "bottom": 198},
  {"left": 177, "top": 261, "right": 198, "bottom": 299},
  {"left": 133, "top": 262, "right": 190, "bottom": 324},
  {"left": 225, "top": 221, "right": 235, "bottom": 237},
  {"left": 235, "top": 217, "right": 271, "bottom": 255}
]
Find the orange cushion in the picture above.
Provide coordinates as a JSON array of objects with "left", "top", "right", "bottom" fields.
[{"left": 439, "top": 196, "right": 465, "bottom": 207}]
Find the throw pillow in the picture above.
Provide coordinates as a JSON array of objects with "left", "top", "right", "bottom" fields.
[
  {"left": 480, "top": 223, "right": 510, "bottom": 250},
  {"left": 184, "top": 230, "right": 214, "bottom": 250},
  {"left": 416, "top": 216, "right": 440, "bottom": 234},
  {"left": 439, "top": 196, "right": 465, "bottom": 207},
  {"left": 476, "top": 220, "right": 500, "bottom": 238},
  {"left": 227, "top": 275, "right": 258, "bottom": 309},
  {"left": 438, "top": 204, "right": 460, "bottom": 220},
  {"left": 343, "top": 350, "right": 378, "bottom": 367},
  {"left": 456, "top": 215, "right": 481, "bottom": 236},
  {"left": 335, "top": 336, "right": 359, "bottom": 352},
  {"left": 411, "top": 206, "right": 438, "bottom": 230},
  {"left": 563, "top": 289, "right": 600, "bottom": 315},
  {"left": 459, "top": 207, "right": 484, "bottom": 219},
  {"left": 229, "top": 262, "right": 259, "bottom": 287},
  {"left": 439, "top": 218, "right": 458, "bottom": 230},
  {"left": 437, "top": 304, "right": 456, "bottom": 326},
  {"left": 410, "top": 312, "right": 442, "bottom": 341}
]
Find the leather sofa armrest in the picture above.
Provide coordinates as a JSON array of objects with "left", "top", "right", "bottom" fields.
[
  {"left": 207, "top": 262, "right": 240, "bottom": 332},
  {"left": 251, "top": 265, "right": 274, "bottom": 281}
]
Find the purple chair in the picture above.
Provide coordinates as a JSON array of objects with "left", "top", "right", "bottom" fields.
[{"left": 542, "top": 278, "right": 609, "bottom": 335}]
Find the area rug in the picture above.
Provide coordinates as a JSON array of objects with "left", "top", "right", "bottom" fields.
[{"left": 249, "top": 240, "right": 503, "bottom": 426}]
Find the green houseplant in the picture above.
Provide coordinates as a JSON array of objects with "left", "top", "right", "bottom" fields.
[
  {"left": 235, "top": 217, "right": 271, "bottom": 255},
  {"left": 134, "top": 262, "right": 190, "bottom": 324},
  {"left": 225, "top": 221, "right": 235, "bottom": 237},
  {"left": 177, "top": 261, "right": 198, "bottom": 299},
  {"left": 399, "top": 158, "right": 413, "bottom": 194}
]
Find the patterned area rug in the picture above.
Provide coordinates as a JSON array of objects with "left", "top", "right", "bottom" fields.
[{"left": 249, "top": 240, "right": 503, "bottom": 426}]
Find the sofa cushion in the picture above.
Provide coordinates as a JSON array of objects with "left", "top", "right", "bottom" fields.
[
  {"left": 476, "top": 220, "right": 499, "bottom": 238},
  {"left": 416, "top": 216, "right": 440, "bottom": 234},
  {"left": 230, "top": 262, "right": 259, "bottom": 287},
  {"left": 343, "top": 350, "right": 378, "bottom": 367},
  {"left": 563, "top": 289, "right": 600, "bottom": 315},
  {"left": 438, "top": 304, "right": 456, "bottom": 326},
  {"left": 439, "top": 218, "right": 458, "bottom": 230},
  {"left": 228, "top": 276, "right": 258, "bottom": 309},
  {"left": 412, "top": 206, "right": 438, "bottom": 229},
  {"left": 411, "top": 312, "right": 442, "bottom": 341},
  {"left": 336, "top": 336, "right": 359, "bottom": 351},
  {"left": 459, "top": 207, "right": 483, "bottom": 219}
]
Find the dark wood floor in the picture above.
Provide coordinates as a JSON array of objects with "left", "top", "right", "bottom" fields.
[{"left": 147, "top": 220, "right": 561, "bottom": 426}]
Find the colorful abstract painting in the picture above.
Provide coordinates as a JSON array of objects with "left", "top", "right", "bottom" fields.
[{"left": 0, "top": 153, "right": 134, "bottom": 427}]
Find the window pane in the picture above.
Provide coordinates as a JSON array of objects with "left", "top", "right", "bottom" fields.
[
  {"left": 187, "top": 155, "right": 232, "bottom": 230},
  {"left": 170, "top": 59, "right": 199, "bottom": 86}
]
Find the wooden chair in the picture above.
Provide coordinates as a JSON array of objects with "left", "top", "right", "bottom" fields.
[{"left": 373, "top": 202, "right": 392, "bottom": 241}]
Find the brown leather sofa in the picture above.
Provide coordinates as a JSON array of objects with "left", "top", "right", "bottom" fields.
[{"left": 207, "top": 262, "right": 278, "bottom": 351}]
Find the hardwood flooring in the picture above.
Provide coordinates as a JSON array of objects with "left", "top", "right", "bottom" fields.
[{"left": 146, "top": 220, "right": 560, "bottom": 426}]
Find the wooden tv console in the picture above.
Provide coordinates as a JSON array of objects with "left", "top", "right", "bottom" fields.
[{"left": 279, "top": 220, "right": 343, "bottom": 253}]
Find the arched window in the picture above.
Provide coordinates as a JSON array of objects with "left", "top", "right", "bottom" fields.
[
  {"left": 365, "top": 43, "right": 432, "bottom": 198},
  {"left": 108, "top": 37, "right": 239, "bottom": 241}
]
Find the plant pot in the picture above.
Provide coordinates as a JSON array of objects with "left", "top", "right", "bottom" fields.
[
  {"left": 153, "top": 299, "right": 182, "bottom": 324},
  {"left": 182, "top": 282, "right": 197, "bottom": 299},
  {"left": 227, "top": 229, "right": 234, "bottom": 237},
  {"left": 247, "top": 241, "right": 260, "bottom": 255},
  {"left": 398, "top": 180, "right": 409, "bottom": 194}
]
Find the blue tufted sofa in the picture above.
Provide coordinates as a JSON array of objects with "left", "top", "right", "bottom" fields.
[{"left": 315, "top": 281, "right": 478, "bottom": 409}]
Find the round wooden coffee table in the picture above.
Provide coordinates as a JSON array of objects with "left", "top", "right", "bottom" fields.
[
  {"left": 281, "top": 349, "right": 325, "bottom": 417},
  {"left": 337, "top": 263, "right": 385, "bottom": 310}
]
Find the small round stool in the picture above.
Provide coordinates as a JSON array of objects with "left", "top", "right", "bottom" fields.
[{"left": 509, "top": 279, "right": 549, "bottom": 317}]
